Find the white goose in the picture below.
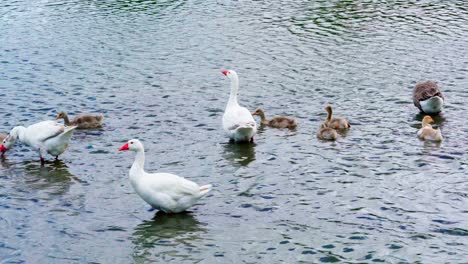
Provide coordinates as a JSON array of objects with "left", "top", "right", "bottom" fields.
[
  {"left": 221, "top": 70, "right": 257, "bottom": 142},
  {"left": 118, "top": 139, "right": 212, "bottom": 213},
  {"left": 0, "top": 120, "right": 76, "bottom": 163}
]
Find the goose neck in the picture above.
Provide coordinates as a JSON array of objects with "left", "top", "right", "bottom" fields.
[
  {"left": 131, "top": 149, "right": 146, "bottom": 175},
  {"left": 227, "top": 78, "right": 240, "bottom": 108}
]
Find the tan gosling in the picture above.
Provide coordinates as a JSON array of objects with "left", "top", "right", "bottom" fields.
[
  {"left": 317, "top": 123, "right": 338, "bottom": 140},
  {"left": 323, "top": 106, "right": 350, "bottom": 129},
  {"left": 251, "top": 108, "right": 297, "bottom": 129},
  {"left": 0, "top": 133, "right": 7, "bottom": 142},
  {"left": 56, "top": 111, "right": 104, "bottom": 129},
  {"left": 417, "top": 116, "right": 443, "bottom": 141}
]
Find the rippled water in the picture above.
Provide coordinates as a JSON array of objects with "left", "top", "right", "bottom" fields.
[{"left": 1, "top": 0, "right": 467, "bottom": 263}]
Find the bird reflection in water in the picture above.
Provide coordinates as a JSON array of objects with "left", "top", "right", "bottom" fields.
[
  {"left": 21, "top": 160, "right": 82, "bottom": 195},
  {"left": 222, "top": 142, "right": 256, "bottom": 167},
  {"left": 132, "top": 211, "right": 207, "bottom": 261}
]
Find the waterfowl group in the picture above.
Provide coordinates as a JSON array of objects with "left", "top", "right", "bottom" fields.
[{"left": 0, "top": 70, "right": 449, "bottom": 214}]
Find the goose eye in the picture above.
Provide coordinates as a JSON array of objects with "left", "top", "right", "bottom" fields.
[{"left": 130, "top": 142, "right": 134, "bottom": 144}]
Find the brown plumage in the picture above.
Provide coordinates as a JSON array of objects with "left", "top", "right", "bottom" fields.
[
  {"left": 412, "top": 81, "right": 444, "bottom": 114},
  {"left": 251, "top": 108, "right": 297, "bottom": 129},
  {"left": 417, "top": 116, "right": 443, "bottom": 141},
  {"left": 56, "top": 111, "right": 104, "bottom": 129},
  {"left": 316, "top": 123, "right": 337, "bottom": 140},
  {"left": 323, "top": 106, "right": 350, "bottom": 129},
  {"left": 0, "top": 133, "right": 7, "bottom": 142}
]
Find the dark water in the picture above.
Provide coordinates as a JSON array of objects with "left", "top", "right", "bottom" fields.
[{"left": 1, "top": 0, "right": 467, "bottom": 263}]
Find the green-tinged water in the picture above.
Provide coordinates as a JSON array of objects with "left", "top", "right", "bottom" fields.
[{"left": 1, "top": 0, "right": 467, "bottom": 263}]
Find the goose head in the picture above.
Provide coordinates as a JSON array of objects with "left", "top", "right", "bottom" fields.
[
  {"left": 0, "top": 127, "right": 21, "bottom": 154},
  {"left": 222, "top": 70, "right": 238, "bottom": 81},
  {"left": 118, "top": 139, "right": 144, "bottom": 152},
  {"left": 56, "top": 111, "right": 67, "bottom": 119},
  {"left": 251, "top": 108, "right": 266, "bottom": 119}
]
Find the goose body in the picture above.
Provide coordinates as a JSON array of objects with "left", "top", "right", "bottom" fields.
[
  {"left": 0, "top": 120, "right": 76, "bottom": 161},
  {"left": 413, "top": 81, "right": 444, "bottom": 115},
  {"left": 119, "top": 139, "right": 212, "bottom": 213},
  {"left": 56, "top": 111, "right": 103, "bottom": 129},
  {"left": 417, "top": 116, "right": 443, "bottom": 141},
  {"left": 222, "top": 70, "right": 257, "bottom": 142}
]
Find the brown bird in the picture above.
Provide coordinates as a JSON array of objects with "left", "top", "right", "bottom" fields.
[
  {"left": 251, "top": 108, "right": 297, "bottom": 129},
  {"left": 56, "top": 111, "right": 104, "bottom": 129},
  {"left": 413, "top": 81, "right": 444, "bottom": 115},
  {"left": 417, "top": 116, "right": 443, "bottom": 141},
  {"left": 0, "top": 133, "right": 7, "bottom": 142},
  {"left": 322, "top": 106, "right": 350, "bottom": 129},
  {"left": 316, "top": 123, "right": 337, "bottom": 141}
]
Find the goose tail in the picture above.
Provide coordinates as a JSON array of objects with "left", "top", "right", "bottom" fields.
[{"left": 199, "top": 184, "right": 212, "bottom": 197}]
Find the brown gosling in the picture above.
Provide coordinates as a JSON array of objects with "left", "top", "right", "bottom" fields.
[
  {"left": 316, "top": 123, "right": 338, "bottom": 140},
  {"left": 417, "top": 115, "right": 443, "bottom": 141},
  {"left": 251, "top": 108, "right": 297, "bottom": 129},
  {"left": 56, "top": 111, "right": 104, "bottom": 129},
  {"left": 323, "top": 106, "right": 350, "bottom": 129},
  {"left": 0, "top": 133, "right": 7, "bottom": 142}
]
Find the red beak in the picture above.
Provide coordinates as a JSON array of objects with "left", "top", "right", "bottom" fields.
[
  {"left": 222, "top": 70, "right": 228, "bottom": 76},
  {"left": 118, "top": 142, "right": 129, "bottom": 151},
  {"left": 0, "top": 144, "right": 6, "bottom": 153}
]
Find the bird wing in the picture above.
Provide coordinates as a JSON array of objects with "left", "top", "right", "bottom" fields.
[
  {"left": 144, "top": 172, "right": 200, "bottom": 201},
  {"left": 26, "top": 121, "right": 66, "bottom": 143},
  {"left": 223, "top": 106, "right": 256, "bottom": 132}
]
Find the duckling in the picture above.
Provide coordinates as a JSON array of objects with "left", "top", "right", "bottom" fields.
[
  {"left": 251, "top": 108, "right": 297, "bottom": 129},
  {"left": 417, "top": 115, "right": 443, "bottom": 141},
  {"left": 323, "top": 106, "right": 350, "bottom": 129},
  {"left": 56, "top": 111, "right": 103, "bottom": 129},
  {"left": 413, "top": 81, "right": 444, "bottom": 115},
  {"left": 0, "top": 133, "right": 7, "bottom": 142},
  {"left": 316, "top": 123, "right": 337, "bottom": 140}
]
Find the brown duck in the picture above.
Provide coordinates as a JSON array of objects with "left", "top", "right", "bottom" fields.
[
  {"left": 251, "top": 108, "right": 297, "bottom": 129},
  {"left": 322, "top": 106, "right": 350, "bottom": 129},
  {"left": 56, "top": 111, "right": 104, "bottom": 129},
  {"left": 316, "top": 123, "right": 337, "bottom": 141},
  {"left": 413, "top": 81, "right": 444, "bottom": 115}
]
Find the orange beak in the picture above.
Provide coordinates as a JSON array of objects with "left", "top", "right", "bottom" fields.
[
  {"left": 222, "top": 70, "right": 228, "bottom": 76},
  {"left": 118, "top": 142, "right": 129, "bottom": 151},
  {"left": 0, "top": 144, "right": 6, "bottom": 153}
]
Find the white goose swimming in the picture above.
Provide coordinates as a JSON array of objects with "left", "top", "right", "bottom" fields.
[
  {"left": 221, "top": 70, "right": 257, "bottom": 142},
  {"left": 0, "top": 120, "right": 76, "bottom": 163},
  {"left": 118, "top": 139, "right": 212, "bottom": 213}
]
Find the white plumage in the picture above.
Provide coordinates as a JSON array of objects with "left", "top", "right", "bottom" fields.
[
  {"left": 221, "top": 70, "right": 257, "bottom": 142},
  {"left": 119, "top": 139, "right": 212, "bottom": 213}
]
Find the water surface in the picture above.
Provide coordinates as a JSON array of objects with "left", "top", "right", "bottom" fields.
[{"left": 1, "top": 0, "right": 467, "bottom": 263}]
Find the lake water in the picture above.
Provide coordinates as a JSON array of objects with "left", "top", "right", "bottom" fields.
[{"left": 1, "top": 0, "right": 467, "bottom": 263}]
